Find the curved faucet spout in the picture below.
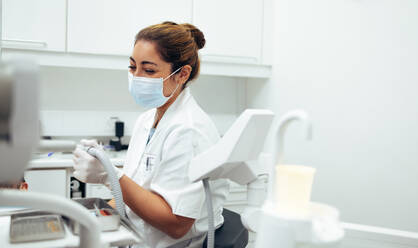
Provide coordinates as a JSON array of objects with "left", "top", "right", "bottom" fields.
[
  {"left": 265, "top": 110, "right": 312, "bottom": 206},
  {"left": 275, "top": 110, "right": 312, "bottom": 166}
]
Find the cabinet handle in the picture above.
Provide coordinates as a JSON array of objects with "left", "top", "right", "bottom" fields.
[
  {"left": 202, "top": 54, "right": 258, "bottom": 63},
  {"left": 1, "top": 39, "right": 47, "bottom": 48},
  {"left": 204, "top": 54, "right": 257, "bottom": 60}
]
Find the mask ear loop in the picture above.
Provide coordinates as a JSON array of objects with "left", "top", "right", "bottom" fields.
[
  {"left": 167, "top": 83, "right": 180, "bottom": 98},
  {"left": 163, "top": 66, "right": 183, "bottom": 98},
  {"left": 163, "top": 66, "right": 183, "bottom": 81}
]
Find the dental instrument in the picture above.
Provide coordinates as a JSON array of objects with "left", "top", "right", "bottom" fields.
[
  {"left": 0, "top": 59, "right": 103, "bottom": 248},
  {"left": 77, "top": 144, "right": 143, "bottom": 240}
]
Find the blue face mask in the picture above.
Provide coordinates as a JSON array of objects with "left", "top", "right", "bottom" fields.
[{"left": 128, "top": 67, "right": 182, "bottom": 108}]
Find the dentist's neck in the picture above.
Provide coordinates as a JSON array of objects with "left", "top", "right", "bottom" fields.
[{"left": 153, "top": 87, "right": 182, "bottom": 128}]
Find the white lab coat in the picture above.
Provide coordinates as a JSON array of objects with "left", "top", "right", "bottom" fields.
[{"left": 123, "top": 87, "right": 230, "bottom": 248}]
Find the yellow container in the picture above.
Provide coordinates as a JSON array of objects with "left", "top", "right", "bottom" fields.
[{"left": 274, "top": 165, "right": 316, "bottom": 218}]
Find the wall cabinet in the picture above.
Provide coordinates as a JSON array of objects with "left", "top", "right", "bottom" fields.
[
  {"left": 1, "top": 0, "right": 66, "bottom": 52},
  {"left": 1, "top": 0, "right": 271, "bottom": 78},
  {"left": 67, "top": 0, "right": 264, "bottom": 63},
  {"left": 193, "top": 0, "right": 264, "bottom": 64},
  {"left": 67, "top": 0, "right": 192, "bottom": 56}
]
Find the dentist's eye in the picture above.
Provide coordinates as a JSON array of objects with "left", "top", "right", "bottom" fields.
[
  {"left": 145, "top": 69, "right": 155, "bottom": 74},
  {"left": 128, "top": 65, "right": 136, "bottom": 70}
]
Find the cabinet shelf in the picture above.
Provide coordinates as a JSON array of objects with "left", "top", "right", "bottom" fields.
[{"left": 1, "top": 48, "right": 272, "bottom": 79}]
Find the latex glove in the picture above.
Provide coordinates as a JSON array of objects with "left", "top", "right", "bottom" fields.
[
  {"left": 72, "top": 140, "right": 124, "bottom": 184},
  {"left": 80, "top": 139, "right": 100, "bottom": 148}
]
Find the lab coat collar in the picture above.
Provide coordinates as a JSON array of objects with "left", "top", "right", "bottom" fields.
[
  {"left": 143, "top": 109, "right": 156, "bottom": 132},
  {"left": 143, "top": 87, "right": 192, "bottom": 133}
]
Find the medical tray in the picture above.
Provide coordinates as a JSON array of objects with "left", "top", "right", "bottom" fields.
[
  {"left": 9, "top": 211, "right": 66, "bottom": 243},
  {"left": 68, "top": 198, "right": 121, "bottom": 234}
]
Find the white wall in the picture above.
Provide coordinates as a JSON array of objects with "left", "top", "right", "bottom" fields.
[
  {"left": 247, "top": 0, "right": 418, "bottom": 232},
  {"left": 39, "top": 66, "right": 244, "bottom": 135}
]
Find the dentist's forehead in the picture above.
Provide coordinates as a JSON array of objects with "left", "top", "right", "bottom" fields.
[{"left": 131, "top": 40, "right": 164, "bottom": 66}]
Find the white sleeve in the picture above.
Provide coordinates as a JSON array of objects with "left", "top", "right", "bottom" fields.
[{"left": 149, "top": 126, "right": 209, "bottom": 219}]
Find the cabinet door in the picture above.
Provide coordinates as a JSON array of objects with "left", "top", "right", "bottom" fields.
[
  {"left": 1, "top": 0, "right": 66, "bottom": 52},
  {"left": 67, "top": 0, "right": 192, "bottom": 56},
  {"left": 193, "top": 0, "right": 263, "bottom": 64},
  {"left": 67, "top": 0, "right": 133, "bottom": 55},
  {"left": 129, "top": 0, "right": 192, "bottom": 42},
  {"left": 24, "top": 169, "right": 67, "bottom": 197}
]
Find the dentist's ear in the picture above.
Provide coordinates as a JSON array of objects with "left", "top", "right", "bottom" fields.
[{"left": 177, "top": 65, "right": 192, "bottom": 86}]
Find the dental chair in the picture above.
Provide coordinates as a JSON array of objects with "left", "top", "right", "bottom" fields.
[
  {"left": 190, "top": 109, "right": 275, "bottom": 248},
  {"left": 202, "top": 208, "right": 249, "bottom": 248}
]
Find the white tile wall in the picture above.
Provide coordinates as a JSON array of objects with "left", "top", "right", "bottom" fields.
[{"left": 39, "top": 66, "right": 245, "bottom": 136}]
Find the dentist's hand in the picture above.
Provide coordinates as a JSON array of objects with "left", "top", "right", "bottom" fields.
[
  {"left": 79, "top": 139, "right": 100, "bottom": 148},
  {"left": 73, "top": 147, "right": 108, "bottom": 184},
  {"left": 72, "top": 139, "right": 123, "bottom": 184}
]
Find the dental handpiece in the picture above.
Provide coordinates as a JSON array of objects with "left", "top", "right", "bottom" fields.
[
  {"left": 82, "top": 146, "right": 143, "bottom": 239},
  {"left": 83, "top": 146, "right": 126, "bottom": 218}
]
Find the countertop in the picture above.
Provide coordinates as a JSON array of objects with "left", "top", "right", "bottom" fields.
[{"left": 28, "top": 151, "right": 126, "bottom": 169}]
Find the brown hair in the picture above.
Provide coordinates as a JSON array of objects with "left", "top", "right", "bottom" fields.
[{"left": 135, "top": 21, "right": 205, "bottom": 87}]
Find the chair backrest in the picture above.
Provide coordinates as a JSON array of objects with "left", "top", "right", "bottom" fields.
[
  {"left": 202, "top": 208, "right": 249, "bottom": 248},
  {"left": 189, "top": 109, "right": 275, "bottom": 184}
]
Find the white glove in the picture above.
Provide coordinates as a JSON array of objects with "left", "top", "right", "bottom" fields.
[
  {"left": 72, "top": 139, "right": 124, "bottom": 184},
  {"left": 79, "top": 139, "right": 100, "bottom": 148}
]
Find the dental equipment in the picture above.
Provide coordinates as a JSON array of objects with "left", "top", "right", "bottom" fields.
[
  {"left": 189, "top": 109, "right": 275, "bottom": 248},
  {"left": 256, "top": 110, "right": 344, "bottom": 248},
  {"left": 0, "top": 59, "right": 103, "bottom": 248},
  {"left": 190, "top": 109, "right": 344, "bottom": 248}
]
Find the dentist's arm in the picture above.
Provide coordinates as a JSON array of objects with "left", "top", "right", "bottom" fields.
[
  {"left": 73, "top": 137, "right": 197, "bottom": 239},
  {"left": 119, "top": 175, "right": 195, "bottom": 239},
  {"left": 107, "top": 198, "right": 116, "bottom": 209},
  {"left": 73, "top": 150, "right": 193, "bottom": 239}
]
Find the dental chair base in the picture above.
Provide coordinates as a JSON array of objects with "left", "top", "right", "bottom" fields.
[{"left": 255, "top": 202, "right": 344, "bottom": 248}]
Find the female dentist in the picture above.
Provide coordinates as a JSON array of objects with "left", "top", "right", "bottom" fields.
[{"left": 72, "top": 22, "right": 229, "bottom": 248}]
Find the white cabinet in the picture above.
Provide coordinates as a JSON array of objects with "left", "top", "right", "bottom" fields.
[
  {"left": 24, "top": 169, "right": 67, "bottom": 197},
  {"left": 1, "top": 0, "right": 66, "bottom": 52},
  {"left": 67, "top": 0, "right": 265, "bottom": 62},
  {"left": 67, "top": 0, "right": 132, "bottom": 56},
  {"left": 67, "top": 0, "right": 192, "bottom": 56},
  {"left": 1, "top": 0, "right": 271, "bottom": 77},
  {"left": 193, "top": 0, "right": 264, "bottom": 64}
]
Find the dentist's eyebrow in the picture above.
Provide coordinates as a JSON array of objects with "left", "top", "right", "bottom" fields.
[
  {"left": 130, "top": 56, "right": 157, "bottom": 66},
  {"left": 141, "top": 61, "right": 157, "bottom": 66}
]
